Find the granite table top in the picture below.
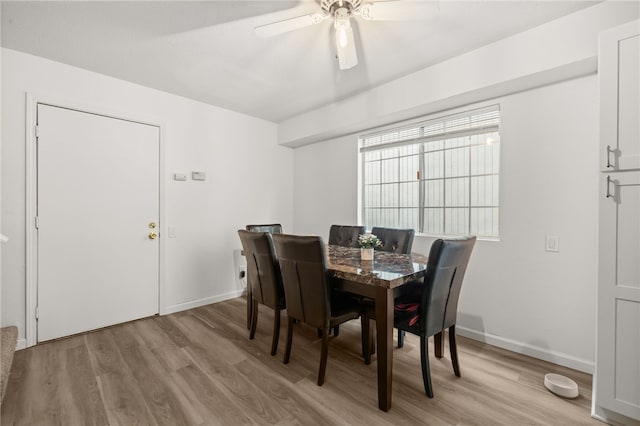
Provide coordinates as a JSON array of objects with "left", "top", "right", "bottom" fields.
[{"left": 326, "top": 245, "right": 428, "bottom": 289}]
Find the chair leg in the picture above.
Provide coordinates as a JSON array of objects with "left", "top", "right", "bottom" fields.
[
  {"left": 318, "top": 328, "right": 329, "bottom": 386},
  {"left": 246, "top": 288, "right": 253, "bottom": 330},
  {"left": 420, "top": 335, "right": 434, "bottom": 398},
  {"left": 361, "top": 317, "right": 371, "bottom": 365},
  {"left": 284, "top": 316, "right": 295, "bottom": 364},
  {"left": 333, "top": 325, "right": 340, "bottom": 336},
  {"left": 370, "top": 319, "right": 376, "bottom": 355},
  {"left": 270, "top": 309, "right": 281, "bottom": 356},
  {"left": 398, "top": 330, "right": 405, "bottom": 348},
  {"left": 317, "top": 328, "right": 323, "bottom": 338},
  {"left": 449, "top": 325, "right": 461, "bottom": 377},
  {"left": 249, "top": 300, "right": 258, "bottom": 340},
  {"left": 434, "top": 331, "right": 443, "bottom": 358}
]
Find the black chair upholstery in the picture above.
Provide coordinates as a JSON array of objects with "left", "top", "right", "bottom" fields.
[
  {"left": 272, "top": 234, "right": 361, "bottom": 386},
  {"left": 238, "top": 230, "right": 286, "bottom": 356},
  {"left": 367, "top": 236, "right": 476, "bottom": 398},
  {"left": 246, "top": 224, "right": 283, "bottom": 234},
  {"left": 359, "top": 227, "right": 415, "bottom": 349},
  {"left": 244, "top": 224, "right": 283, "bottom": 329},
  {"left": 371, "top": 227, "right": 415, "bottom": 254},
  {"left": 328, "top": 225, "right": 366, "bottom": 248}
]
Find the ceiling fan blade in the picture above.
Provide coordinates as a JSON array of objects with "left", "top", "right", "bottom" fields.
[
  {"left": 255, "top": 12, "right": 328, "bottom": 37},
  {"left": 336, "top": 26, "right": 358, "bottom": 70},
  {"left": 359, "top": 1, "right": 439, "bottom": 21}
]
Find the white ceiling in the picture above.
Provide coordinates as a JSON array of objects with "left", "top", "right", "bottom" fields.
[{"left": 1, "top": 0, "right": 598, "bottom": 122}]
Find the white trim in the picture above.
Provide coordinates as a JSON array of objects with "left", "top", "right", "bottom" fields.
[
  {"left": 158, "top": 124, "right": 167, "bottom": 317},
  {"left": 456, "top": 326, "right": 594, "bottom": 374},
  {"left": 24, "top": 92, "right": 166, "bottom": 348},
  {"left": 592, "top": 405, "right": 640, "bottom": 426},
  {"left": 25, "top": 94, "right": 37, "bottom": 347},
  {"left": 161, "top": 290, "right": 245, "bottom": 315}
]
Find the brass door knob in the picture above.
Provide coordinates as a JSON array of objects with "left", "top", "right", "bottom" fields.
[
  {"left": 148, "top": 232, "right": 158, "bottom": 240},
  {"left": 149, "top": 222, "right": 156, "bottom": 229}
]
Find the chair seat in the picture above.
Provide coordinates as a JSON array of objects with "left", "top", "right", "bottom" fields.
[
  {"left": 329, "top": 309, "right": 360, "bottom": 327},
  {"left": 394, "top": 302, "right": 420, "bottom": 327}
]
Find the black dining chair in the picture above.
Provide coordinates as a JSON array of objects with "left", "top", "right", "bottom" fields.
[
  {"left": 272, "top": 233, "right": 362, "bottom": 386},
  {"left": 363, "top": 227, "right": 415, "bottom": 348},
  {"left": 371, "top": 227, "right": 415, "bottom": 254},
  {"left": 328, "top": 224, "right": 366, "bottom": 248},
  {"left": 244, "top": 224, "right": 283, "bottom": 329},
  {"left": 365, "top": 236, "right": 476, "bottom": 398},
  {"left": 237, "top": 230, "right": 286, "bottom": 356},
  {"left": 327, "top": 224, "right": 366, "bottom": 337}
]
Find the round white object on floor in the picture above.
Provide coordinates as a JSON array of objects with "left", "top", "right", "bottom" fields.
[{"left": 544, "top": 373, "right": 579, "bottom": 398}]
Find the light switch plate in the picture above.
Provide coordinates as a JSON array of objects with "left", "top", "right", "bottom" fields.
[
  {"left": 192, "top": 171, "right": 206, "bottom": 181},
  {"left": 168, "top": 227, "right": 177, "bottom": 238},
  {"left": 173, "top": 173, "right": 187, "bottom": 181}
]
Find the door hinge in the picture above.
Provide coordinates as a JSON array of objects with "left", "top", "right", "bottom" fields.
[
  {"left": 35, "top": 125, "right": 40, "bottom": 139},
  {"left": 34, "top": 216, "right": 39, "bottom": 229},
  {"left": 35, "top": 306, "right": 39, "bottom": 320}
]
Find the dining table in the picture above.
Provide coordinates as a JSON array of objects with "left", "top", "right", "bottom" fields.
[{"left": 326, "top": 244, "right": 428, "bottom": 412}]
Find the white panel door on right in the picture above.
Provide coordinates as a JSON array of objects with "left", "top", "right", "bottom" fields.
[
  {"left": 597, "top": 171, "right": 640, "bottom": 421},
  {"left": 600, "top": 20, "right": 640, "bottom": 171},
  {"left": 37, "top": 104, "right": 160, "bottom": 342}
]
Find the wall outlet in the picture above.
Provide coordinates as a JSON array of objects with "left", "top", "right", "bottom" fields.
[{"left": 545, "top": 235, "right": 559, "bottom": 252}]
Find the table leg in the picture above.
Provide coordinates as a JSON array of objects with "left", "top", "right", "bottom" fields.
[{"left": 375, "top": 286, "right": 394, "bottom": 412}]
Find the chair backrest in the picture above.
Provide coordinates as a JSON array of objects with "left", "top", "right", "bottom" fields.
[
  {"left": 371, "top": 227, "right": 415, "bottom": 254},
  {"left": 328, "top": 224, "right": 366, "bottom": 248},
  {"left": 421, "top": 236, "right": 476, "bottom": 336},
  {"left": 245, "top": 224, "right": 283, "bottom": 234},
  {"left": 272, "top": 234, "right": 330, "bottom": 329},
  {"left": 238, "top": 230, "right": 284, "bottom": 310}
]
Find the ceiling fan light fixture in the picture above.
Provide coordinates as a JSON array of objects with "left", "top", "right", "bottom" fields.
[
  {"left": 258, "top": 0, "right": 437, "bottom": 70},
  {"left": 334, "top": 11, "right": 358, "bottom": 70},
  {"left": 334, "top": 7, "right": 351, "bottom": 48}
]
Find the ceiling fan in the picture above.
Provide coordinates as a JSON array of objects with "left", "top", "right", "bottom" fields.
[{"left": 255, "top": 0, "right": 439, "bottom": 70}]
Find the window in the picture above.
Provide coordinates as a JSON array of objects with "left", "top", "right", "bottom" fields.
[{"left": 360, "top": 105, "right": 500, "bottom": 238}]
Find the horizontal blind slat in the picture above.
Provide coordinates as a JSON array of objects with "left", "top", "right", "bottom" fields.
[
  {"left": 361, "top": 104, "right": 500, "bottom": 148},
  {"left": 360, "top": 125, "right": 499, "bottom": 153}
]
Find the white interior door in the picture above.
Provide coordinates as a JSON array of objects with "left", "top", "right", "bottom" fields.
[
  {"left": 597, "top": 172, "right": 640, "bottom": 421},
  {"left": 37, "top": 104, "right": 160, "bottom": 342}
]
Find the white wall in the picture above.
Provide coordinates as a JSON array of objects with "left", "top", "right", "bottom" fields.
[
  {"left": 293, "top": 75, "right": 599, "bottom": 372},
  {"left": 293, "top": 134, "right": 359, "bottom": 234},
  {"left": 1, "top": 48, "right": 293, "bottom": 345}
]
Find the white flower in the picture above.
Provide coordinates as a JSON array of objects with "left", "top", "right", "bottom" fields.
[{"left": 358, "top": 233, "right": 383, "bottom": 249}]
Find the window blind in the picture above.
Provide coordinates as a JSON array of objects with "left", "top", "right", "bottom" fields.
[{"left": 360, "top": 104, "right": 501, "bottom": 238}]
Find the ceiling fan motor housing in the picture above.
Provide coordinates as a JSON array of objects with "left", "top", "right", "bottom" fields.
[{"left": 322, "top": 0, "right": 362, "bottom": 15}]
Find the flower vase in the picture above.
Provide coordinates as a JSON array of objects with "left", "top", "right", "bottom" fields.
[{"left": 361, "top": 247, "right": 374, "bottom": 261}]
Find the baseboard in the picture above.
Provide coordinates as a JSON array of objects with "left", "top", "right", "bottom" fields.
[
  {"left": 456, "top": 326, "right": 595, "bottom": 374},
  {"left": 592, "top": 404, "right": 640, "bottom": 426},
  {"left": 161, "top": 289, "right": 245, "bottom": 315},
  {"left": 14, "top": 293, "right": 244, "bottom": 350}
]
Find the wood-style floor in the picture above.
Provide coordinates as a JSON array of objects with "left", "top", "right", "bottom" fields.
[{"left": 1, "top": 297, "right": 599, "bottom": 426}]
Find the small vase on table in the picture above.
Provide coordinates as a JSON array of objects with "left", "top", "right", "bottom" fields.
[
  {"left": 361, "top": 247, "right": 374, "bottom": 261},
  {"left": 358, "top": 233, "right": 382, "bottom": 262}
]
